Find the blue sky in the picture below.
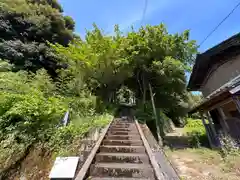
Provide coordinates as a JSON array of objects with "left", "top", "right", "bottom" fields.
[{"left": 59, "top": 0, "right": 240, "bottom": 52}]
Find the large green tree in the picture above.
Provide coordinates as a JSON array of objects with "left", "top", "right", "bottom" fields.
[
  {"left": 52, "top": 24, "right": 134, "bottom": 101},
  {"left": 124, "top": 25, "right": 197, "bottom": 119},
  {"left": 51, "top": 24, "right": 197, "bottom": 121},
  {"left": 0, "top": 0, "right": 75, "bottom": 74}
]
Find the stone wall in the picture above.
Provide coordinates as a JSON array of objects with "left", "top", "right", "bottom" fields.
[
  {"left": 76, "top": 127, "right": 104, "bottom": 170},
  {"left": 139, "top": 123, "right": 180, "bottom": 180}
]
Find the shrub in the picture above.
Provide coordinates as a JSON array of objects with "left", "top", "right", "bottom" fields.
[
  {"left": 49, "top": 113, "right": 112, "bottom": 153},
  {"left": 0, "top": 70, "right": 67, "bottom": 145},
  {"left": 184, "top": 118, "right": 208, "bottom": 147},
  {"left": 184, "top": 118, "right": 205, "bottom": 134},
  {"left": 0, "top": 65, "right": 114, "bottom": 173},
  {"left": 0, "top": 92, "right": 67, "bottom": 143}
]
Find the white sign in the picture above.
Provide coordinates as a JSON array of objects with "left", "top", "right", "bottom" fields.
[{"left": 49, "top": 157, "right": 79, "bottom": 179}]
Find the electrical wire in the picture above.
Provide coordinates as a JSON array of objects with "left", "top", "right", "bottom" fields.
[
  {"left": 199, "top": 1, "right": 240, "bottom": 47},
  {"left": 140, "top": 0, "right": 148, "bottom": 25}
]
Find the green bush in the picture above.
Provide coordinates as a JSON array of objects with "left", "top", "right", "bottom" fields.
[
  {"left": 184, "top": 118, "right": 208, "bottom": 147},
  {"left": 49, "top": 113, "right": 112, "bottom": 153},
  {"left": 1, "top": 93, "right": 67, "bottom": 142},
  {"left": 0, "top": 92, "right": 24, "bottom": 116},
  {"left": 0, "top": 65, "right": 113, "bottom": 173},
  {"left": 135, "top": 102, "right": 155, "bottom": 123},
  {"left": 0, "top": 69, "right": 68, "bottom": 144},
  {"left": 184, "top": 118, "right": 205, "bottom": 134}
]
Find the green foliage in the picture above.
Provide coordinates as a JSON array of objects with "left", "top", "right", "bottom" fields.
[
  {"left": 51, "top": 24, "right": 197, "bottom": 123},
  {"left": 51, "top": 24, "right": 134, "bottom": 102},
  {"left": 135, "top": 102, "right": 155, "bottom": 123},
  {"left": 184, "top": 118, "right": 208, "bottom": 147},
  {"left": 187, "top": 93, "right": 203, "bottom": 109},
  {"left": 184, "top": 118, "right": 205, "bottom": 133},
  {"left": 0, "top": 3, "right": 198, "bottom": 171},
  {"left": 49, "top": 113, "right": 112, "bottom": 153},
  {"left": 0, "top": 69, "right": 67, "bottom": 144},
  {"left": 0, "top": 65, "right": 105, "bottom": 145},
  {"left": 0, "top": 61, "right": 113, "bottom": 174},
  {"left": 135, "top": 103, "right": 172, "bottom": 140},
  {"left": 116, "top": 86, "right": 135, "bottom": 104},
  {"left": 0, "top": 0, "right": 75, "bottom": 72},
  {"left": 0, "top": 138, "right": 27, "bottom": 175},
  {"left": 0, "top": 59, "right": 13, "bottom": 72},
  {"left": 27, "top": 0, "right": 64, "bottom": 12}
]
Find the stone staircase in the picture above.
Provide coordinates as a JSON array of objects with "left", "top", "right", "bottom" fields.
[{"left": 86, "top": 119, "right": 156, "bottom": 179}]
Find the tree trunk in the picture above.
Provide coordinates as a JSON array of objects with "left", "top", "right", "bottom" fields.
[
  {"left": 149, "top": 82, "right": 161, "bottom": 143},
  {"left": 143, "top": 75, "right": 146, "bottom": 105}
]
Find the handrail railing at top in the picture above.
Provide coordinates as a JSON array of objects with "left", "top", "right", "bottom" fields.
[{"left": 61, "top": 110, "right": 70, "bottom": 126}]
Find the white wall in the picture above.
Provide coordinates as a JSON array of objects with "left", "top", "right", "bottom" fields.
[{"left": 201, "top": 54, "right": 240, "bottom": 97}]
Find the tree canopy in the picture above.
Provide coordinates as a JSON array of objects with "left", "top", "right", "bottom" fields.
[
  {"left": 0, "top": 2, "right": 199, "bottom": 175},
  {"left": 52, "top": 24, "right": 197, "bottom": 121},
  {"left": 0, "top": 0, "right": 75, "bottom": 74}
]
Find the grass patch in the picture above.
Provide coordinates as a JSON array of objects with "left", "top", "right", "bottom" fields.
[{"left": 165, "top": 147, "right": 240, "bottom": 180}]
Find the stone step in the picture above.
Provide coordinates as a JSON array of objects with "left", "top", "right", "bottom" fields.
[
  {"left": 111, "top": 122, "right": 135, "bottom": 126},
  {"left": 109, "top": 127, "right": 138, "bottom": 131},
  {"left": 100, "top": 145, "right": 145, "bottom": 153},
  {"left": 110, "top": 126, "right": 135, "bottom": 129},
  {"left": 105, "top": 135, "right": 141, "bottom": 140},
  {"left": 108, "top": 128, "right": 138, "bottom": 133},
  {"left": 108, "top": 131, "right": 139, "bottom": 136},
  {"left": 90, "top": 163, "right": 155, "bottom": 178},
  {"left": 109, "top": 126, "right": 130, "bottom": 129},
  {"left": 111, "top": 122, "right": 135, "bottom": 125},
  {"left": 108, "top": 128, "right": 138, "bottom": 132},
  {"left": 110, "top": 126, "right": 131, "bottom": 129},
  {"left": 95, "top": 153, "right": 149, "bottom": 163},
  {"left": 111, "top": 122, "right": 133, "bottom": 125},
  {"left": 102, "top": 140, "right": 143, "bottom": 146},
  {"left": 110, "top": 124, "right": 134, "bottom": 127}
]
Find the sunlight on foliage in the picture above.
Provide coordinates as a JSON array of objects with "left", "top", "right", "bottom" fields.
[
  {"left": 184, "top": 118, "right": 208, "bottom": 147},
  {"left": 0, "top": 2, "right": 198, "bottom": 175}
]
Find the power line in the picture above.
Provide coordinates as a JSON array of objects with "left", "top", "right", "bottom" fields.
[
  {"left": 199, "top": 1, "right": 240, "bottom": 47},
  {"left": 140, "top": 0, "right": 148, "bottom": 25}
]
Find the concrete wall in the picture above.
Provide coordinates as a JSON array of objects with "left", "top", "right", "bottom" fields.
[{"left": 201, "top": 54, "right": 240, "bottom": 97}]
